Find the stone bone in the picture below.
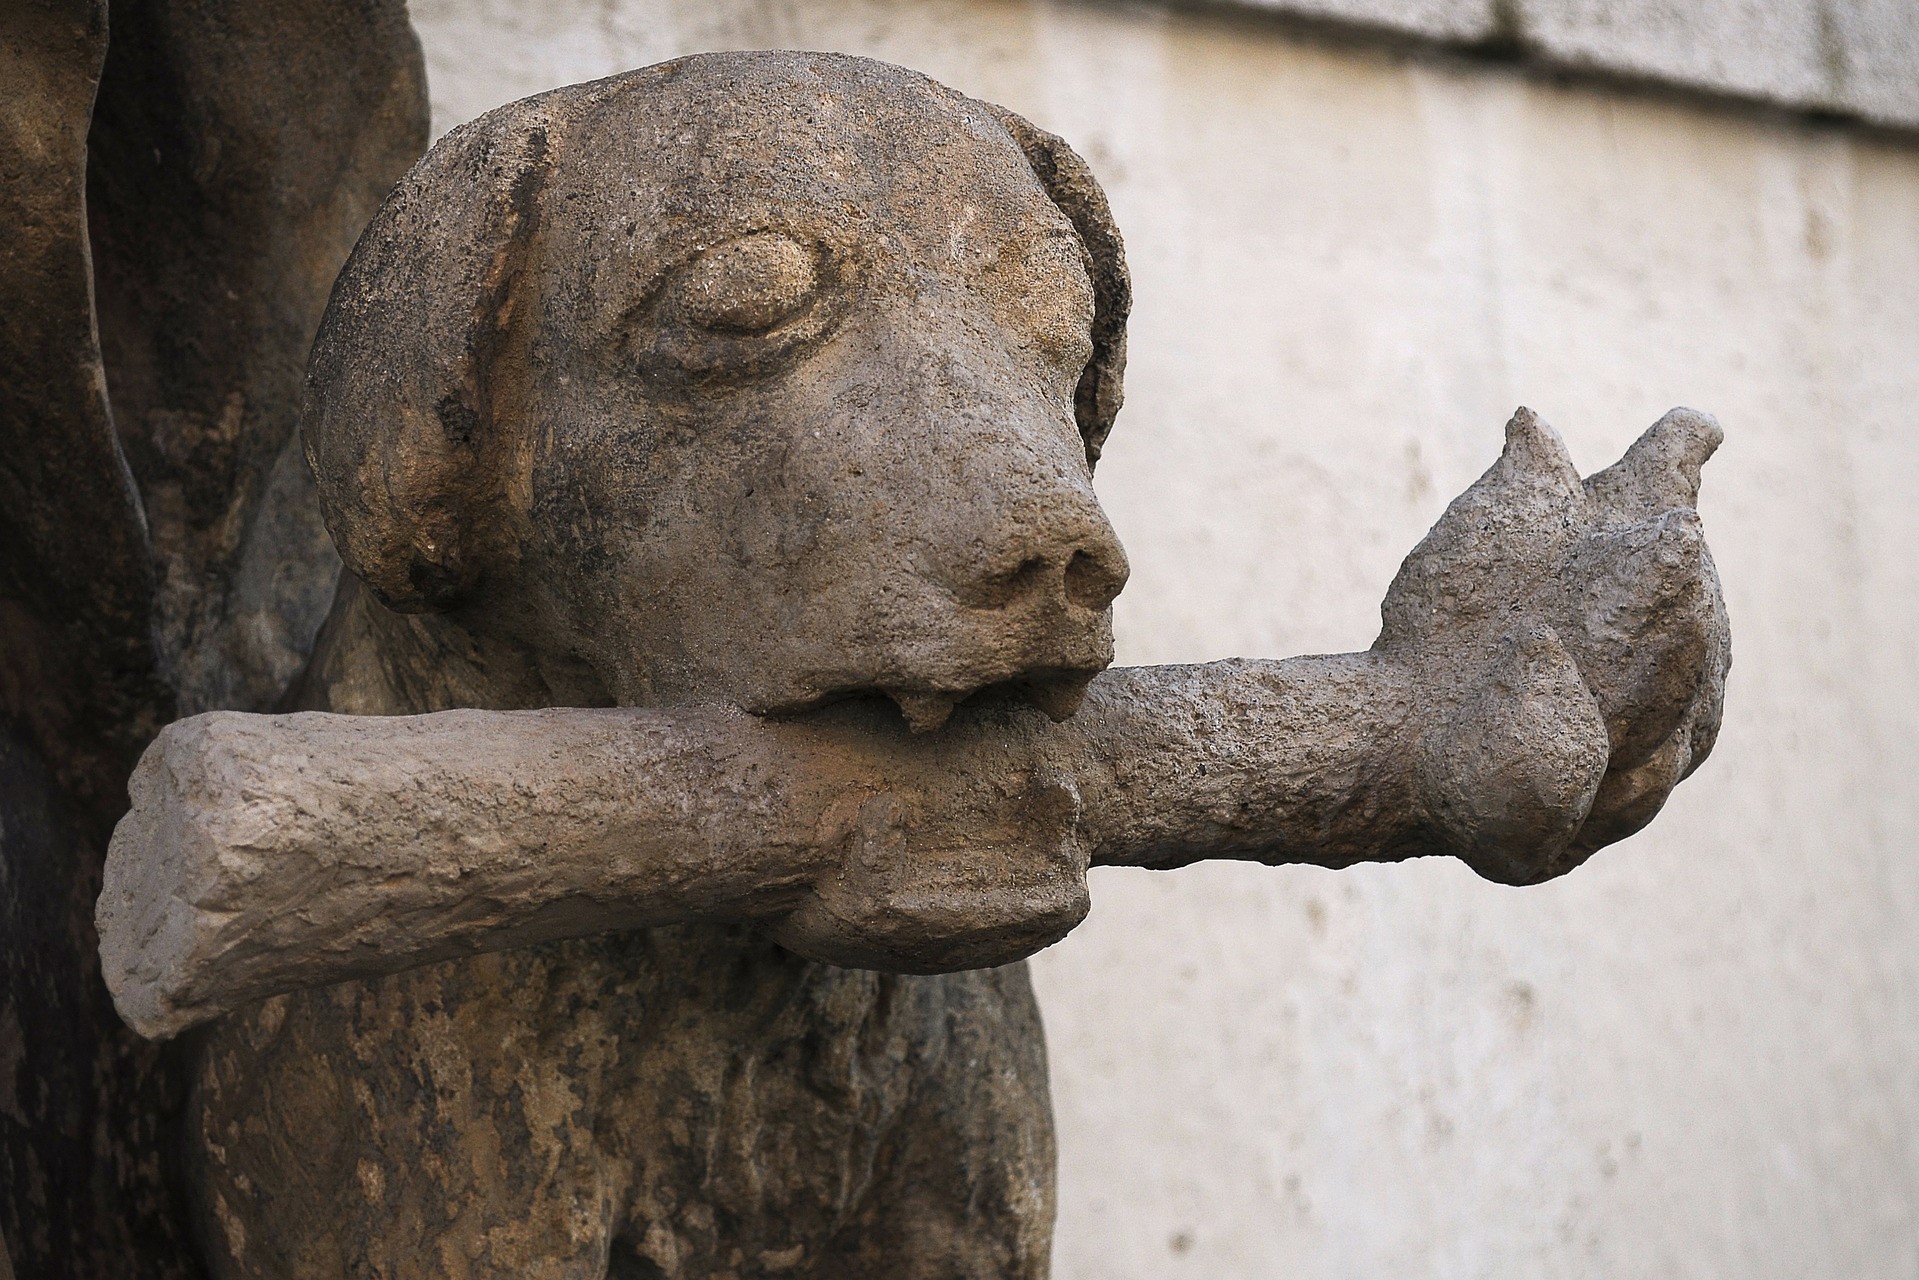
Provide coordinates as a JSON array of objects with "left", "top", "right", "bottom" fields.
[{"left": 100, "top": 405, "right": 1728, "bottom": 1042}]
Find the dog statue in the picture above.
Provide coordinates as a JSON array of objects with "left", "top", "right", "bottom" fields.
[{"left": 181, "top": 51, "right": 1727, "bottom": 1279}]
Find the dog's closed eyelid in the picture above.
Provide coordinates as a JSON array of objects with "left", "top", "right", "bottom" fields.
[
  {"left": 625, "top": 234, "right": 852, "bottom": 385},
  {"left": 669, "top": 231, "right": 821, "bottom": 333}
]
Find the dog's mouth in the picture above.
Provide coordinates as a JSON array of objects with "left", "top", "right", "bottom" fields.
[
  {"left": 775, "top": 670, "right": 1099, "bottom": 734},
  {"left": 881, "top": 670, "right": 1097, "bottom": 732}
]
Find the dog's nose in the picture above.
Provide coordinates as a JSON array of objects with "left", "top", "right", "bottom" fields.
[{"left": 954, "top": 495, "right": 1130, "bottom": 614}]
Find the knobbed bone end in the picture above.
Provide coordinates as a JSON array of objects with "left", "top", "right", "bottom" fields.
[{"left": 98, "top": 716, "right": 243, "bottom": 1039}]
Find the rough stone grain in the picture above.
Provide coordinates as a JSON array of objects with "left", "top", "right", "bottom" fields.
[
  {"left": 1826, "top": 0, "right": 1919, "bottom": 127},
  {"left": 86, "top": 0, "right": 429, "bottom": 714}
]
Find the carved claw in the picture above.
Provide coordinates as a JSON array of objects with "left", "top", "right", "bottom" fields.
[
  {"left": 1584, "top": 406, "right": 1723, "bottom": 522},
  {"left": 1377, "top": 407, "right": 1586, "bottom": 650}
]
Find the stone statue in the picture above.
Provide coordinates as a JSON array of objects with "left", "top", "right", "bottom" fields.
[{"left": 3, "top": 22, "right": 1726, "bottom": 1280}]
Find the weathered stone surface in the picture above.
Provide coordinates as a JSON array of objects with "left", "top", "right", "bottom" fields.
[
  {"left": 87, "top": 0, "right": 429, "bottom": 714},
  {"left": 1515, "top": 0, "right": 1919, "bottom": 129},
  {"left": 170, "top": 55, "right": 1139, "bottom": 1280},
  {"left": 405, "top": 4, "right": 1911, "bottom": 1268},
  {"left": 1826, "top": 0, "right": 1919, "bottom": 127},
  {"left": 102, "top": 705, "right": 854, "bottom": 1040},
  {"left": 0, "top": 0, "right": 164, "bottom": 786},
  {"left": 1512, "top": 0, "right": 1832, "bottom": 106},
  {"left": 2, "top": 5, "right": 192, "bottom": 1275}
]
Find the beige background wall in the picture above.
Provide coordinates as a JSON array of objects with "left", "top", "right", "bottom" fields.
[{"left": 410, "top": 3, "right": 1919, "bottom": 1275}]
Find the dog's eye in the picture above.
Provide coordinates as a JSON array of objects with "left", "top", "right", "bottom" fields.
[
  {"left": 632, "top": 232, "right": 844, "bottom": 384},
  {"left": 670, "top": 232, "right": 819, "bottom": 334}
]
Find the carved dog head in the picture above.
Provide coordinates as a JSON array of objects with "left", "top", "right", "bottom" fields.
[{"left": 305, "top": 51, "right": 1132, "bottom": 730}]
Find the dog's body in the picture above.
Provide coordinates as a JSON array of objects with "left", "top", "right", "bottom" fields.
[
  {"left": 189, "top": 589, "right": 1054, "bottom": 1280},
  {"left": 188, "top": 53, "right": 1122, "bottom": 1278}
]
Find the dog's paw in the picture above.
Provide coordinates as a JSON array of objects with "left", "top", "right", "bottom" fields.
[{"left": 1381, "top": 408, "right": 1729, "bottom": 881}]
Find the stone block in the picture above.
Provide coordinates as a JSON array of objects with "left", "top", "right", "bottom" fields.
[
  {"left": 1514, "top": 0, "right": 1829, "bottom": 105},
  {"left": 1196, "top": 0, "right": 1498, "bottom": 43},
  {"left": 1194, "top": 0, "right": 1919, "bottom": 128},
  {"left": 1829, "top": 0, "right": 1919, "bottom": 127}
]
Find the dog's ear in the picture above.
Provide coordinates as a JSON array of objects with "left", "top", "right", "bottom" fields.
[
  {"left": 981, "top": 104, "right": 1131, "bottom": 468},
  {"left": 302, "top": 99, "right": 559, "bottom": 613}
]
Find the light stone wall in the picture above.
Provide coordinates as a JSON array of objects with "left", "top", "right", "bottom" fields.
[{"left": 409, "top": 3, "right": 1919, "bottom": 1275}]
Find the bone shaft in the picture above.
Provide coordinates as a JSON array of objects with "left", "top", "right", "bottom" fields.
[
  {"left": 1072, "top": 655, "right": 1429, "bottom": 871},
  {"left": 97, "top": 707, "right": 845, "bottom": 1039}
]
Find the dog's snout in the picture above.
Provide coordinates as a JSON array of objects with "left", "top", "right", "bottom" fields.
[{"left": 956, "top": 499, "right": 1129, "bottom": 614}]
